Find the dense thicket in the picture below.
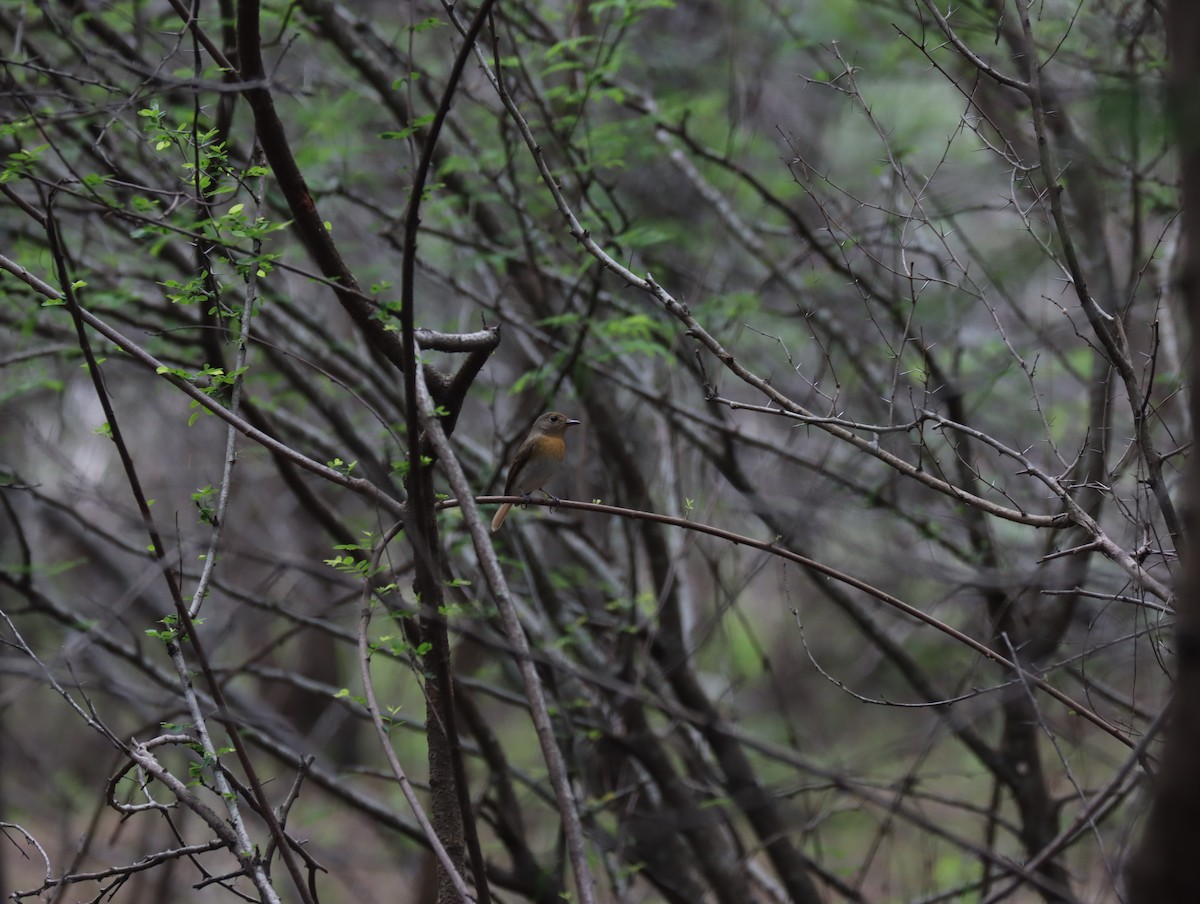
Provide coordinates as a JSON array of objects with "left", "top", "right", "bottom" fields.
[{"left": 0, "top": 2, "right": 1182, "bottom": 902}]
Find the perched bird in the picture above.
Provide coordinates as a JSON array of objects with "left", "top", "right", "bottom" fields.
[{"left": 491, "top": 412, "right": 581, "bottom": 531}]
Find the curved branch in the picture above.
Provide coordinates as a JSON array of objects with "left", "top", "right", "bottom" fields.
[{"left": 452, "top": 493, "right": 1138, "bottom": 749}]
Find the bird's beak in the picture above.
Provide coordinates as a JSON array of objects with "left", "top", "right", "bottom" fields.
[{"left": 566, "top": 419, "right": 581, "bottom": 427}]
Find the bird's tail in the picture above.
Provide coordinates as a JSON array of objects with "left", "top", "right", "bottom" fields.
[{"left": 491, "top": 502, "right": 513, "bottom": 532}]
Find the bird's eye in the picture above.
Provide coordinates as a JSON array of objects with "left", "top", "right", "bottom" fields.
[{"left": 549, "top": 415, "right": 559, "bottom": 422}]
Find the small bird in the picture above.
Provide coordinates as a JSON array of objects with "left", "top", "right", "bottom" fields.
[{"left": 491, "top": 411, "right": 581, "bottom": 531}]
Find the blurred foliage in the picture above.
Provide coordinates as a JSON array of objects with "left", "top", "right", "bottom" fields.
[{"left": 0, "top": 0, "right": 1179, "bottom": 902}]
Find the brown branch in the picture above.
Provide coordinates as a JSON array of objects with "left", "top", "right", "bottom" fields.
[{"left": 452, "top": 493, "right": 1137, "bottom": 749}]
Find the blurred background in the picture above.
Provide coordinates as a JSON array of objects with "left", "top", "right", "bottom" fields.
[{"left": 0, "top": 1, "right": 1176, "bottom": 901}]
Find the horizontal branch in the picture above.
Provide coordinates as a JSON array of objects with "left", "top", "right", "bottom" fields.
[{"left": 461, "top": 494, "right": 1136, "bottom": 749}]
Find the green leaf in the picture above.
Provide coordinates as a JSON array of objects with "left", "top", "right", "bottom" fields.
[{"left": 380, "top": 114, "right": 436, "bottom": 141}]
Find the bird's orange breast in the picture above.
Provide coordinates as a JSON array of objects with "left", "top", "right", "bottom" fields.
[{"left": 533, "top": 435, "right": 567, "bottom": 460}]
